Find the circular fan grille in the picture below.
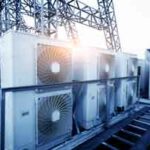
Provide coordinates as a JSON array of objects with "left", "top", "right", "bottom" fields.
[
  {"left": 37, "top": 45, "right": 71, "bottom": 84},
  {"left": 100, "top": 55, "right": 114, "bottom": 79},
  {"left": 38, "top": 93, "right": 72, "bottom": 144}
]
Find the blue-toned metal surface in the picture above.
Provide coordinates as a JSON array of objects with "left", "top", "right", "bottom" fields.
[
  {"left": 0, "top": 76, "right": 139, "bottom": 150},
  {"left": 73, "top": 106, "right": 150, "bottom": 150}
]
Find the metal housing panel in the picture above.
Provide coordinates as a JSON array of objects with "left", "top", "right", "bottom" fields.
[
  {"left": 126, "top": 80, "right": 137, "bottom": 108},
  {"left": 0, "top": 31, "right": 72, "bottom": 88},
  {"left": 97, "top": 84, "right": 107, "bottom": 123},
  {"left": 73, "top": 49, "right": 99, "bottom": 129},
  {"left": 115, "top": 53, "right": 127, "bottom": 110},
  {"left": 127, "top": 56, "right": 138, "bottom": 76},
  {"left": 137, "top": 59, "right": 146, "bottom": 97},
  {"left": 74, "top": 83, "right": 99, "bottom": 129},
  {"left": 115, "top": 53, "right": 127, "bottom": 78},
  {"left": 98, "top": 53, "right": 115, "bottom": 79},
  {"left": 115, "top": 81, "right": 127, "bottom": 109},
  {"left": 5, "top": 88, "right": 72, "bottom": 150},
  {"left": 5, "top": 91, "right": 36, "bottom": 150},
  {"left": 72, "top": 49, "right": 98, "bottom": 81}
]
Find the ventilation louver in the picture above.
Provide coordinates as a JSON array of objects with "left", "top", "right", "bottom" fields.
[
  {"left": 37, "top": 93, "right": 72, "bottom": 146},
  {"left": 37, "top": 44, "right": 72, "bottom": 84}
]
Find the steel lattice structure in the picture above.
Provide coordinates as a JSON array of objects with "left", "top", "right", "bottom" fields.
[{"left": 0, "top": 0, "right": 121, "bottom": 51}]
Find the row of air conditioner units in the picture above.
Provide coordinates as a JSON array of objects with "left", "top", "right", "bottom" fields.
[
  {"left": 142, "top": 48, "right": 150, "bottom": 100},
  {"left": 0, "top": 31, "right": 138, "bottom": 150},
  {"left": 74, "top": 50, "right": 138, "bottom": 129}
]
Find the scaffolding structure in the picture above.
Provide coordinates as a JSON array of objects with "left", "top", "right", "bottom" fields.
[{"left": 0, "top": 0, "right": 121, "bottom": 51}]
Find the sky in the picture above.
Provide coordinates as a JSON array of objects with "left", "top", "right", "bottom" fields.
[
  {"left": 75, "top": 0, "right": 150, "bottom": 58},
  {"left": 114, "top": 0, "right": 150, "bottom": 58}
]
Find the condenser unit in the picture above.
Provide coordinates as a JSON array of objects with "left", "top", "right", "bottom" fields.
[
  {"left": 126, "top": 79, "right": 137, "bottom": 108},
  {"left": 115, "top": 53, "right": 128, "bottom": 78},
  {"left": 146, "top": 49, "right": 150, "bottom": 99},
  {"left": 115, "top": 52, "right": 128, "bottom": 112},
  {"left": 98, "top": 51, "right": 116, "bottom": 118},
  {"left": 97, "top": 82, "right": 115, "bottom": 122},
  {"left": 115, "top": 53, "right": 138, "bottom": 111},
  {"left": 127, "top": 55, "right": 138, "bottom": 76},
  {"left": 138, "top": 58, "right": 147, "bottom": 98},
  {"left": 0, "top": 31, "right": 72, "bottom": 88},
  {"left": 98, "top": 52, "right": 115, "bottom": 79},
  {"left": 74, "top": 83, "right": 99, "bottom": 129},
  {"left": 72, "top": 47, "right": 98, "bottom": 81},
  {"left": 73, "top": 48, "right": 99, "bottom": 129},
  {"left": 97, "top": 84, "right": 107, "bottom": 123},
  {"left": 5, "top": 88, "right": 72, "bottom": 150},
  {"left": 126, "top": 54, "right": 138, "bottom": 108}
]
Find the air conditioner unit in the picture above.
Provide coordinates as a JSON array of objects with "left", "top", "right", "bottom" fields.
[
  {"left": 97, "top": 82, "right": 115, "bottom": 122},
  {"left": 98, "top": 51, "right": 116, "bottom": 118},
  {"left": 74, "top": 83, "right": 99, "bottom": 129},
  {"left": 97, "top": 84, "right": 106, "bottom": 123},
  {"left": 0, "top": 31, "right": 72, "bottom": 88},
  {"left": 115, "top": 53, "right": 127, "bottom": 78},
  {"left": 126, "top": 54, "right": 138, "bottom": 106},
  {"left": 115, "top": 53, "right": 128, "bottom": 112},
  {"left": 5, "top": 88, "right": 72, "bottom": 150},
  {"left": 127, "top": 55, "right": 138, "bottom": 76},
  {"left": 138, "top": 58, "right": 147, "bottom": 98},
  {"left": 98, "top": 52, "right": 115, "bottom": 79},
  {"left": 72, "top": 48, "right": 98, "bottom": 81},
  {"left": 126, "top": 79, "right": 137, "bottom": 108},
  {"left": 115, "top": 53, "right": 138, "bottom": 111},
  {"left": 73, "top": 48, "right": 99, "bottom": 129},
  {"left": 146, "top": 49, "right": 150, "bottom": 98},
  {"left": 145, "top": 60, "right": 150, "bottom": 99}
]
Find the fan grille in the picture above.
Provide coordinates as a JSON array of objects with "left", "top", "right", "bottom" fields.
[
  {"left": 127, "top": 58, "right": 137, "bottom": 76},
  {"left": 100, "top": 54, "right": 115, "bottom": 79},
  {"left": 37, "top": 93, "right": 72, "bottom": 145},
  {"left": 37, "top": 44, "right": 72, "bottom": 84}
]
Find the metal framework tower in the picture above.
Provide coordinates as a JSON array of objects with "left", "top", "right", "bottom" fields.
[
  {"left": 0, "top": 0, "right": 121, "bottom": 51},
  {"left": 98, "top": 0, "right": 121, "bottom": 51}
]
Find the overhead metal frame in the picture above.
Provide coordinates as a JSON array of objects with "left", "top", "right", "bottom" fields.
[
  {"left": 0, "top": 0, "right": 121, "bottom": 51},
  {"left": 97, "top": 0, "right": 121, "bottom": 51}
]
